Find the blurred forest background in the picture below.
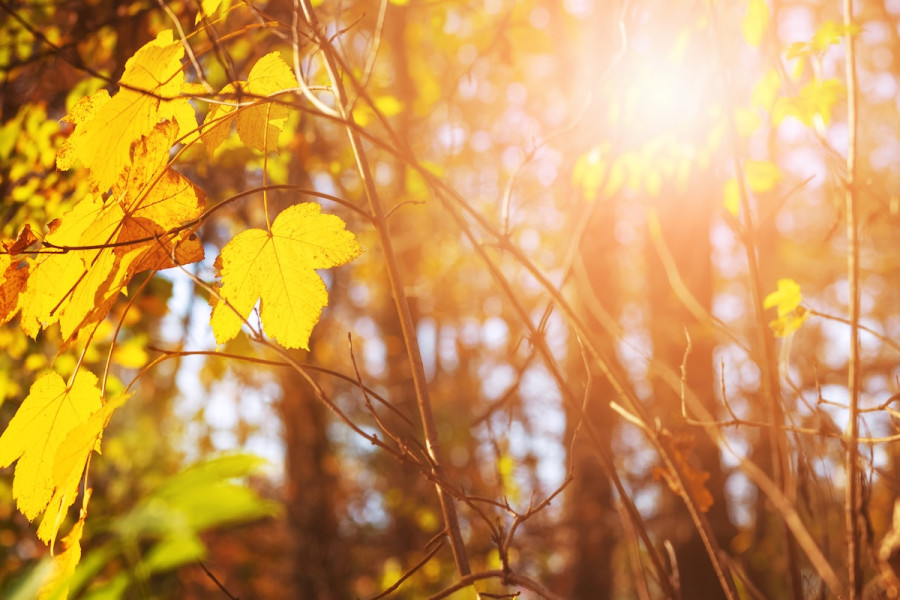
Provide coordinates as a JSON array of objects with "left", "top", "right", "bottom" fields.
[{"left": 1, "top": 0, "right": 899, "bottom": 598}]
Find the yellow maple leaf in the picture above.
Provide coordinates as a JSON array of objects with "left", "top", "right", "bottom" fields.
[
  {"left": 0, "top": 370, "right": 102, "bottom": 521},
  {"left": 37, "top": 396, "right": 125, "bottom": 547},
  {"left": 202, "top": 52, "right": 298, "bottom": 154},
  {"left": 57, "top": 30, "right": 197, "bottom": 192},
  {"left": 37, "top": 490, "right": 90, "bottom": 600},
  {"left": 22, "top": 122, "right": 205, "bottom": 341},
  {"left": 210, "top": 203, "right": 361, "bottom": 350},
  {"left": 111, "top": 121, "right": 206, "bottom": 276},
  {"left": 19, "top": 195, "right": 114, "bottom": 340}
]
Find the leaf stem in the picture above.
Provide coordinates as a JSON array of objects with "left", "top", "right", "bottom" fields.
[{"left": 263, "top": 104, "right": 272, "bottom": 231}]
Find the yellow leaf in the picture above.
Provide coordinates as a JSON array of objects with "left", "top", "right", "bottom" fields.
[
  {"left": 38, "top": 396, "right": 124, "bottom": 547},
  {"left": 742, "top": 0, "right": 769, "bottom": 47},
  {"left": 772, "top": 78, "right": 845, "bottom": 127},
  {"left": 57, "top": 30, "right": 195, "bottom": 192},
  {"left": 744, "top": 160, "right": 781, "bottom": 193},
  {"left": 202, "top": 82, "right": 240, "bottom": 154},
  {"left": 812, "top": 20, "right": 862, "bottom": 53},
  {"left": 210, "top": 203, "right": 362, "bottom": 350},
  {"left": 19, "top": 195, "right": 112, "bottom": 339},
  {"left": 572, "top": 147, "right": 607, "bottom": 200},
  {"left": 769, "top": 306, "right": 809, "bottom": 337},
  {"left": 750, "top": 69, "right": 780, "bottom": 111},
  {"left": 22, "top": 122, "right": 205, "bottom": 341},
  {"left": 734, "top": 106, "right": 761, "bottom": 137},
  {"left": 195, "top": 0, "right": 230, "bottom": 23},
  {"left": 237, "top": 53, "right": 297, "bottom": 152},
  {"left": 112, "top": 340, "right": 149, "bottom": 369},
  {"left": 764, "top": 278, "right": 803, "bottom": 317},
  {"left": 723, "top": 178, "right": 741, "bottom": 217},
  {"left": 0, "top": 370, "right": 102, "bottom": 521},
  {"left": 37, "top": 490, "right": 90, "bottom": 600},
  {"left": 202, "top": 52, "right": 298, "bottom": 154}
]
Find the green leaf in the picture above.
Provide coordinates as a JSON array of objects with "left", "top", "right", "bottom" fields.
[{"left": 142, "top": 533, "right": 206, "bottom": 573}]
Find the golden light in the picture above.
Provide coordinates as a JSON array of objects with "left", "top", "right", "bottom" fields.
[
  {"left": 572, "top": 5, "right": 726, "bottom": 201},
  {"left": 611, "top": 20, "right": 719, "bottom": 147}
]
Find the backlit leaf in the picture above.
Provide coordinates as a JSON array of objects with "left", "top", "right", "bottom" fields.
[
  {"left": 764, "top": 278, "right": 809, "bottom": 337},
  {"left": 3, "top": 224, "right": 38, "bottom": 255},
  {"left": 772, "top": 78, "right": 845, "bottom": 127},
  {"left": 764, "top": 278, "right": 802, "bottom": 317},
  {"left": 22, "top": 122, "right": 205, "bottom": 342},
  {"left": 57, "top": 30, "right": 196, "bottom": 192},
  {"left": 210, "top": 203, "right": 361, "bottom": 350},
  {"left": 744, "top": 160, "right": 782, "bottom": 193},
  {"left": 37, "top": 492, "right": 89, "bottom": 600},
  {"left": 787, "top": 20, "right": 863, "bottom": 58},
  {"left": 750, "top": 69, "right": 780, "bottom": 110},
  {"left": 723, "top": 177, "right": 740, "bottom": 217},
  {"left": 0, "top": 255, "right": 29, "bottom": 326},
  {"left": 813, "top": 20, "right": 862, "bottom": 52},
  {"left": 202, "top": 52, "right": 298, "bottom": 154},
  {"left": 0, "top": 370, "right": 102, "bottom": 521},
  {"left": 195, "top": 0, "right": 229, "bottom": 23},
  {"left": 742, "top": 0, "right": 769, "bottom": 47},
  {"left": 38, "top": 396, "right": 125, "bottom": 547}
]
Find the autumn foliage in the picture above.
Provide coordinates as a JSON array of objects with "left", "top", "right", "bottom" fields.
[{"left": 1, "top": 0, "right": 899, "bottom": 599}]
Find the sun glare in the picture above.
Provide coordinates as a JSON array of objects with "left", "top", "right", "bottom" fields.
[
  {"left": 572, "top": 7, "right": 724, "bottom": 200},
  {"left": 617, "top": 22, "right": 719, "bottom": 146}
]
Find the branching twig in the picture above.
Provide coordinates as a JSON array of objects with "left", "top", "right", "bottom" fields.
[{"left": 297, "top": 0, "right": 472, "bottom": 577}]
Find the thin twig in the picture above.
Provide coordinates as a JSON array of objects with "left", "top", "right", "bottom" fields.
[
  {"left": 198, "top": 561, "right": 239, "bottom": 600},
  {"left": 369, "top": 539, "right": 446, "bottom": 600},
  {"left": 843, "top": 0, "right": 862, "bottom": 595},
  {"left": 705, "top": 2, "right": 803, "bottom": 597},
  {"left": 297, "top": 0, "right": 471, "bottom": 577}
]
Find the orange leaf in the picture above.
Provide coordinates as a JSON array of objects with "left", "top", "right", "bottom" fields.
[
  {"left": 655, "top": 431, "right": 714, "bottom": 513},
  {"left": 0, "top": 256, "right": 29, "bottom": 326},
  {"left": 2, "top": 224, "right": 38, "bottom": 255}
]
